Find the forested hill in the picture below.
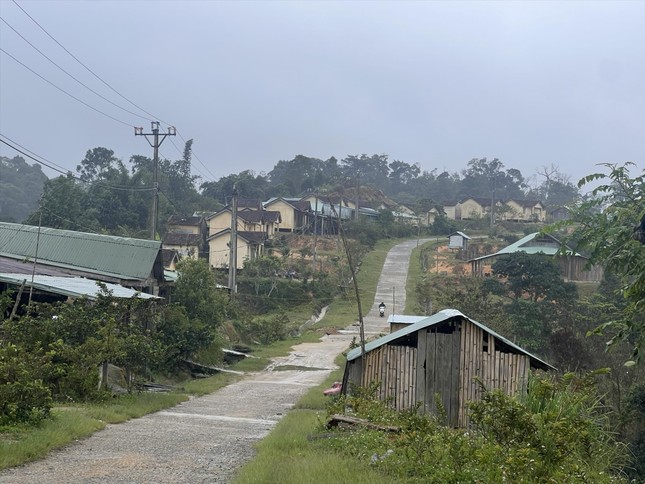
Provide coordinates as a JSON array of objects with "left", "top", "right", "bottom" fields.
[
  {"left": 0, "top": 155, "right": 48, "bottom": 223},
  {"left": 0, "top": 148, "right": 581, "bottom": 232}
]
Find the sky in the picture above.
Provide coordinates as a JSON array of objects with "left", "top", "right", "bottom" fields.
[{"left": 1, "top": 0, "right": 644, "bottom": 190}]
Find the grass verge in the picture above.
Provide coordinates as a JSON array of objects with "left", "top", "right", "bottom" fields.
[
  {"left": 0, "top": 392, "right": 188, "bottom": 470},
  {"left": 315, "top": 238, "right": 403, "bottom": 329},
  {"left": 1, "top": 236, "right": 408, "bottom": 473},
  {"left": 0, "top": 370, "right": 244, "bottom": 470},
  {"left": 234, "top": 359, "right": 399, "bottom": 484}
]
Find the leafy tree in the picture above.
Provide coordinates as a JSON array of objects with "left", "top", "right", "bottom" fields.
[
  {"left": 531, "top": 164, "right": 580, "bottom": 208},
  {"left": 76, "top": 147, "right": 124, "bottom": 183},
  {"left": 30, "top": 174, "right": 99, "bottom": 231},
  {"left": 173, "top": 258, "right": 227, "bottom": 327},
  {"left": 388, "top": 159, "right": 420, "bottom": 195},
  {"left": 340, "top": 154, "right": 389, "bottom": 188},
  {"left": 561, "top": 162, "right": 645, "bottom": 363},
  {"left": 491, "top": 253, "right": 577, "bottom": 303},
  {"left": 460, "top": 158, "right": 526, "bottom": 200},
  {"left": 0, "top": 155, "right": 48, "bottom": 223},
  {"left": 268, "top": 155, "right": 327, "bottom": 194},
  {"left": 201, "top": 170, "right": 269, "bottom": 204}
]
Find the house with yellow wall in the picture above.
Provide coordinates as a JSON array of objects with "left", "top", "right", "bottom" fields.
[
  {"left": 207, "top": 229, "right": 267, "bottom": 270},
  {"left": 263, "top": 198, "right": 311, "bottom": 232}
]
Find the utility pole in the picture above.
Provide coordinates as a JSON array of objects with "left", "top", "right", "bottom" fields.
[
  {"left": 312, "top": 196, "right": 318, "bottom": 272},
  {"left": 228, "top": 185, "right": 239, "bottom": 299},
  {"left": 135, "top": 122, "right": 176, "bottom": 240}
]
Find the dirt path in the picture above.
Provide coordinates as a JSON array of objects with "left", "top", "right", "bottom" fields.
[{"left": 0, "top": 239, "right": 427, "bottom": 484}]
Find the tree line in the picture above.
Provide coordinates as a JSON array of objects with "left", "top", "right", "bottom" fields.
[{"left": 1, "top": 147, "right": 580, "bottom": 235}]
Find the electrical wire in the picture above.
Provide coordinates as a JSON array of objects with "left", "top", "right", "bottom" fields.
[
  {"left": 0, "top": 47, "right": 134, "bottom": 127},
  {"left": 9, "top": 1, "right": 221, "bottom": 185},
  {"left": 1, "top": 135, "right": 155, "bottom": 192},
  {"left": 0, "top": 133, "right": 72, "bottom": 175},
  {"left": 11, "top": 0, "right": 165, "bottom": 124},
  {"left": 0, "top": 16, "right": 152, "bottom": 123},
  {"left": 176, "top": 130, "right": 218, "bottom": 181},
  {"left": 0, "top": 136, "right": 72, "bottom": 176}
]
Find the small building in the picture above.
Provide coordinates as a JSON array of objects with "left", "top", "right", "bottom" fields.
[
  {"left": 263, "top": 197, "right": 311, "bottom": 233},
  {"left": 468, "top": 232, "right": 603, "bottom": 282},
  {"left": 448, "top": 231, "right": 471, "bottom": 250},
  {"left": 458, "top": 197, "right": 499, "bottom": 220},
  {"left": 162, "top": 233, "right": 203, "bottom": 260},
  {"left": 207, "top": 229, "right": 267, "bottom": 270},
  {"left": 441, "top": 200, "right": 460, "bottom": 220},
  {"left": 161, "top": 248, "right": 179, "bottom": 270},
  {"left": 0, "top": 222, "right": 163, "bottom": 292},
  {"left": 503, "top": 199, "right": 546, "bottom": 222},
  {"left": 387, "top": 314, "right": 426, "bottom": 333},
  {"left": 164, "top": 214, "right": 208, "bottom": 259},
  {"left": 343, "top": 309, "right": 554, "bottom": 428}
]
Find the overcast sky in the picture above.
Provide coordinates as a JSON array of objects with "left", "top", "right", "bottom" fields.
[{"left": 1, "top": 0, "right": 644, "bottom": 190}]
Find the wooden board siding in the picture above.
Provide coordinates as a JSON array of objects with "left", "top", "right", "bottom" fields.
[
  {"left": 416, "top": 324, "right": 461, "bottom": 426},
  {"left": 458, "top": 320, "right": 531, "bottom": 427},
  {"left": 360, "top": 345, "right": 417, "bottom": 410}
]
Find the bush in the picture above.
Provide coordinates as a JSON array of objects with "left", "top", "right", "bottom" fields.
[
  {"left": 0, "top": 344, "right": 53, "bottom": 425},
  {"left": 235, "top": 313, "right": 293, "bottom": 345},
  {"left": 317, "top": 373, "right": 627, "bottom": 483}
]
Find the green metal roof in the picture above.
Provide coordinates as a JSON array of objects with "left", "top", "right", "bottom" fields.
[
  {"left": 469, "top": 232, "right": 583, "bottom": 262},
  {"left": 347, "top": 309, "right": 555, "bottom": 371},
  {"left": 0, "top": 223, "right": 161, "bottom": 281}
]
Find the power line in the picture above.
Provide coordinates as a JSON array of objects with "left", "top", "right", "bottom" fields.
[
  {"left": 0, "top": 135, "right": 155, "bottom": 192},
  {"left": 8, "top": 1, "right": 220, "bottom": 185},
  {"left": 0, "top": 133, "right": 72, "bottom": 174},
  {"left": 176, "top": 130, "right": 218, "bottom": 181},
  {"left": 0, "top": 136, "right": 72, "bottom": 176},
  {"left": 0, "top": 47, "right": 134, "bottom": 127},
  {"left": 11, "top": 0, "right": 166, "bottom": 124},
  {"left": 0, "top": 16, "right": 152, "bottom": 123}
]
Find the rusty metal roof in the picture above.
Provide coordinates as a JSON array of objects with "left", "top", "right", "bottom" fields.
[
  {"left": 0, "top": 222, "right": 161, "bottom": 282},
  {"left": 347, "top": 309, "right": 554, "bottom": 371}
]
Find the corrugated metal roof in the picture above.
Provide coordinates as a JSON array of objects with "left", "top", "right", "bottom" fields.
[
  {"left": 0, "top": 222, "right": 161, "bottom": 281},
  {"left": 0, "top": 273, "right": 159, "bottom": 300},
  {"left": 449, "top": 231, "right": 472, "bottom": 240},
  {"left": 347, "top": 309, "right": 554, "bottom": 370},
  {"left": 468, "top": 232, "right": 582, "bottom": 262},
  {"left": 387, "top": 314, "right": 427, "bottom": 325}
]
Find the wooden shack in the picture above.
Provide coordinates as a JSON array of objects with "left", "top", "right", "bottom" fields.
[{"left": 342, "top": 309, "right": 554, "bottom": 428}]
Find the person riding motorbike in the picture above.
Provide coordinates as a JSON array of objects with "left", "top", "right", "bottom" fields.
[{"left": 378, "top": 302, "right": 386, "bottom": 317}]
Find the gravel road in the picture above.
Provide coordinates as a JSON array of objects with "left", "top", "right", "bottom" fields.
[{"left": 0, "top": 239, "right": 427, "bottom": 484}]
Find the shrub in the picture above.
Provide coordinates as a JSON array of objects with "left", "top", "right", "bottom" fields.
[
  {"left": 318, "top": 373, "right": 627, "bottom": 482},
  {"left": 0, "top": 344, "right": 53, "bottom": 425}
]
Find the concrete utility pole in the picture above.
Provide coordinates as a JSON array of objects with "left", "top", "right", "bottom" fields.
[
  {"left": 228, "top": 185, "right": 239, "bottom": 298},
  {"left": 312, "top": 196, "right": 318, "bottom": 272},
  {"left": 135, "top": 122, "right": 176, "bottom": 240}
]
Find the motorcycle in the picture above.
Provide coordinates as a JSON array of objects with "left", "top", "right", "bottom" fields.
[{"left": 379, "top": 306, "right": 385, "bottom": 317}]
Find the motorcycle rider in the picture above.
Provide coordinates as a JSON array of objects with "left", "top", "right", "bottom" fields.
[{"left": 378, "top": 301, "right": 386, "bottom": 317}]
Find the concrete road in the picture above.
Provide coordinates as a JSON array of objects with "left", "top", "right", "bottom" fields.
[{"left": 0, "top": 238, "right": 427, "bottom": 484}]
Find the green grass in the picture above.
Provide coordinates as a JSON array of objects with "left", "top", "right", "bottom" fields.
[
  {"left": 233, "top": 238, "right": 418, "bottom": 483},
  {"left": 0, "top": 392, "right": 188, "bottom": 470},
  {"left": 0, "top": 237, "right": 410, "bottom": 474},
  {"left": 404, "top": 240, "right": 439, "bottom": 314},
  {"left": 234, "top": 394, "right": 399, "bottom": 484},
  {"left": 315, "top": 238, "right": 403, "bottom": 329}
]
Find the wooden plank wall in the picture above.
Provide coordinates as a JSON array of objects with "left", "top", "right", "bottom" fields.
[
  {"left": 417, "top": 325, "right": 461, "bottom": 426},
  {"left": 361, "top": 345, "right": 417, "bottom": 410},
  {"left": 458, "top": 320, "right": 531, "bottom": 427}
]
